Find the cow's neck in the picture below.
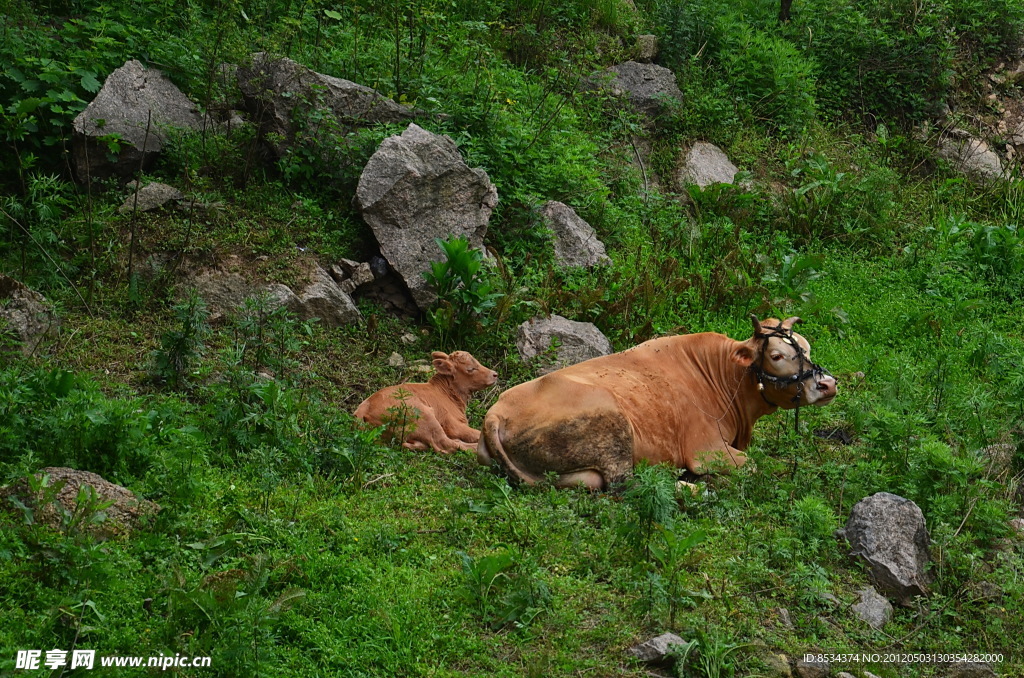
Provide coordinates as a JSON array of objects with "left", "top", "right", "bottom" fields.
[
  {"left": 428, "top": 373, "right": 470, "bottom": 409},
  {"left": 691, "top": 335, "right": 779, "bottom": 450}
]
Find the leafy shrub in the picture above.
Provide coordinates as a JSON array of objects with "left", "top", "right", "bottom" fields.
[
  {"left": 716, "top": 19, "right": 817, "bottom": 132},
  {"left": 459, "top": 549, "right": 552, "bottom": 630},
  {"left": 151, "top": 290, "right": 211, "bottom": 390},
  {"left": 788, "top": 0, "right": 953, "bottom": 122},
  {"left": 423, "top": 236, "right": 502, "bottom": 347}
]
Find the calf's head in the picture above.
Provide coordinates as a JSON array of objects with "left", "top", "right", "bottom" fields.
[
  {"left": 734, "top": 316, "right": 837, "bottom": 408},
  {"left": 431, "top": 350, "right": 498, "bottom": 392}
]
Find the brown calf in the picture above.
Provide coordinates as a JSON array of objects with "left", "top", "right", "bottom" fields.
[{"left": 354, "top": 350, "right": 498, "bottom": 453}]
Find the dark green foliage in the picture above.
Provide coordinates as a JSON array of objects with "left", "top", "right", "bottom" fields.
[{"left": 150, "top": 289, "right": 211, "bottom": 390}]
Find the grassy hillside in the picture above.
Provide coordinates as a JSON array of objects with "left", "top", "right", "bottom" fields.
[{"left": 2, "top": 0, "right": 1024, "bottom": 676}]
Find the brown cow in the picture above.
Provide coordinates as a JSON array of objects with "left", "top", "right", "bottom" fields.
[
  {"left": 477, "top": 316, "right": 836, "bottom": 488},
  {"left": 355, "top": 350, "right": 498, "bottom": 453}
]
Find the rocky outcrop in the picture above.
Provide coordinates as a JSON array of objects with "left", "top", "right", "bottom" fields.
[
  {"left": 237, "top": 53, "right": 416, "bottom": 157},
  {"left": 190, "top": 261, "right": 360, "bottom": 326},
  {"left": 355, "top": 123, "right": 498, "bottom": 310},
  {"left": 538, "top": 201, "right": 610, "bottom": 268},
  {"left": 72, "top": 60, "right": 204, "bottom": 182},
  {"left": 0, "top": 275, "right": 58, "bottom": 355},
  {"left": 678, "top": 142, "right": 740, "bottom": 189},
  {"left": 840, "top": 492, "right": 932, "bottom": 605},
  {"left": 0, "top": 467, "right": 159, "bottom": 539},
  {"left": 516, "top": 315, "right": 613, "bottom": 374},
  {"left": 594, "top": 61, "right": 682, "bottom": 117}
]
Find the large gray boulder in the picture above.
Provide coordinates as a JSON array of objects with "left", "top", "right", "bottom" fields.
[
  {"left": 678, "top": 142, "right": 739, "bottom": 189},
  {"left": 517, "top": 315, "right": 613, "bottom": 375},
  {"left": 355, "top": 123, "right": 498, "bottom": 310},
  {"left": 237, "top": 53, "right": 416, "bottom": 157},
  {"left": 538, "top": 201, "right": 610, "bottom": 268},
  {"left": 72, "top": 60, "right": 204, "bottom": 182},
  {"left": 840, "top": 492, "right": 932, "bottom": 605},
  {"left": 598, "top": 61, "right": 682, "bottom": 117},
  {"left": 0, "top": 275, "right": 58, "bottom": 355}
]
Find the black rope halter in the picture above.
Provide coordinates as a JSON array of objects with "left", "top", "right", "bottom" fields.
[{"left": 749, "top": 323, "right": 833, "bottom": 434}]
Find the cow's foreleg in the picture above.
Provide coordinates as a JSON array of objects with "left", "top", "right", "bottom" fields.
[
  {"left": 554, "top": 470, "right": 604, "bottom": 490},
  {"left": 690, "top": 446, "right": 748, "bottom": 474}
]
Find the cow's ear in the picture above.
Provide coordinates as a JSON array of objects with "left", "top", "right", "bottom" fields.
[
  {"left": 431, "top": 351, "right": 449, "bottom": 361},
  {"left": 732, "top": 343, "right": 757, "bottom": 367},
  {"left": 432, "top": 355, "right": 454, "bottom": 375}
]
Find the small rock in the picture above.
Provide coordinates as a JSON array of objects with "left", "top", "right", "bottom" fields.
[
  {"left": 635, "top": 34, "right": 658, "bottom": 62},
  {"left": 538, "top": 201, "right": 611, "bottom": 268},
  {"left": 388, "top": 352, "right": 405, "bottom": 367},
  {"left": 837, "top": 673, "right": 857, "bottom": 678},
  {"left": 400, "top": 333, "right": 418, "bottom": 345},
  {"left": 236, "top": 52, "right": 416, "bottom": 158},
  {"left": 595, "top": 61, "right": 683, "bottom": 118},
  {"left": 947, "top": 662, "right": 997, "bottom": 678},
  {"left": 965, "top": 581, "right": 1003, "bottom": 602},
  {"left": 937, "top": 135, "right": 1004, "bottom": 182},
  {"left": 628, "top": 633, "right": 691, "bottom": 666},
  {"left": 851, "top": 585, "right": 893, "bottom": 629},
  {"left": 0, "top": 275, "right": 58, "bottom": 355},
  {"left": 863, "top": 672, "right": 882, "bottom": 678},
  {"left": 794, "top": 658, "right": 829, "bottom": 678},
  {"left": 1009, "top": 517, "right": 1024, "bottom": 535},
  {"left": 118, "top": 181, "right": 184, "bottom": 214},
  {"left": 678, "top": 141, "right": 739, "bottom": 189},
  {"left": 777, "top": 607, "right": 795, "bottom": 630},
  {"left": 761, "top": 653, "right": 792, "bottom": 678}
]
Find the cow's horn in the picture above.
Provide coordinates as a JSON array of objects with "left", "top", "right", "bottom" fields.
[
  {"left": 781, "top": 316, "right": 803, "bottom": 330},
  {"left": 750, "top": 314, "right": 763, "bottom": 335}
]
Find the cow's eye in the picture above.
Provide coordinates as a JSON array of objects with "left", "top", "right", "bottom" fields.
[
  {"left": 771, "top": 354, "right": 784, "bottom": 361},
  {"left": 466, "top": 367, "right": 477, "bottom": 372}
]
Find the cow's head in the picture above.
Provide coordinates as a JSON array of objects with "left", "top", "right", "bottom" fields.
[
  {"left": 733, "top": 316, "right": 837, "bottom": 408},
  {"left": 431, "top": 350, "right": 498, "bottom": 392}
]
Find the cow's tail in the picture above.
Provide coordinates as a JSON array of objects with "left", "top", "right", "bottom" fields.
[{"left": 479, "top": 415, "right": 541, "bottom": 486}]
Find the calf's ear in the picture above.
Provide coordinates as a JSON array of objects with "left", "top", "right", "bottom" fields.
[
  {"left": 432, "top": 355, "right": 454, "bottom": 375},
  {"left": 732, "top": 344, "right": 756, "bottom": 367}
]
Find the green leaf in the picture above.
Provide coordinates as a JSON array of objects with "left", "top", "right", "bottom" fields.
[
  {"left": 80, "top": 72, "right": 101, "bottom": 93},
  {"left": 324, "top": 9, "right": 343, "bottom": 19}
]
